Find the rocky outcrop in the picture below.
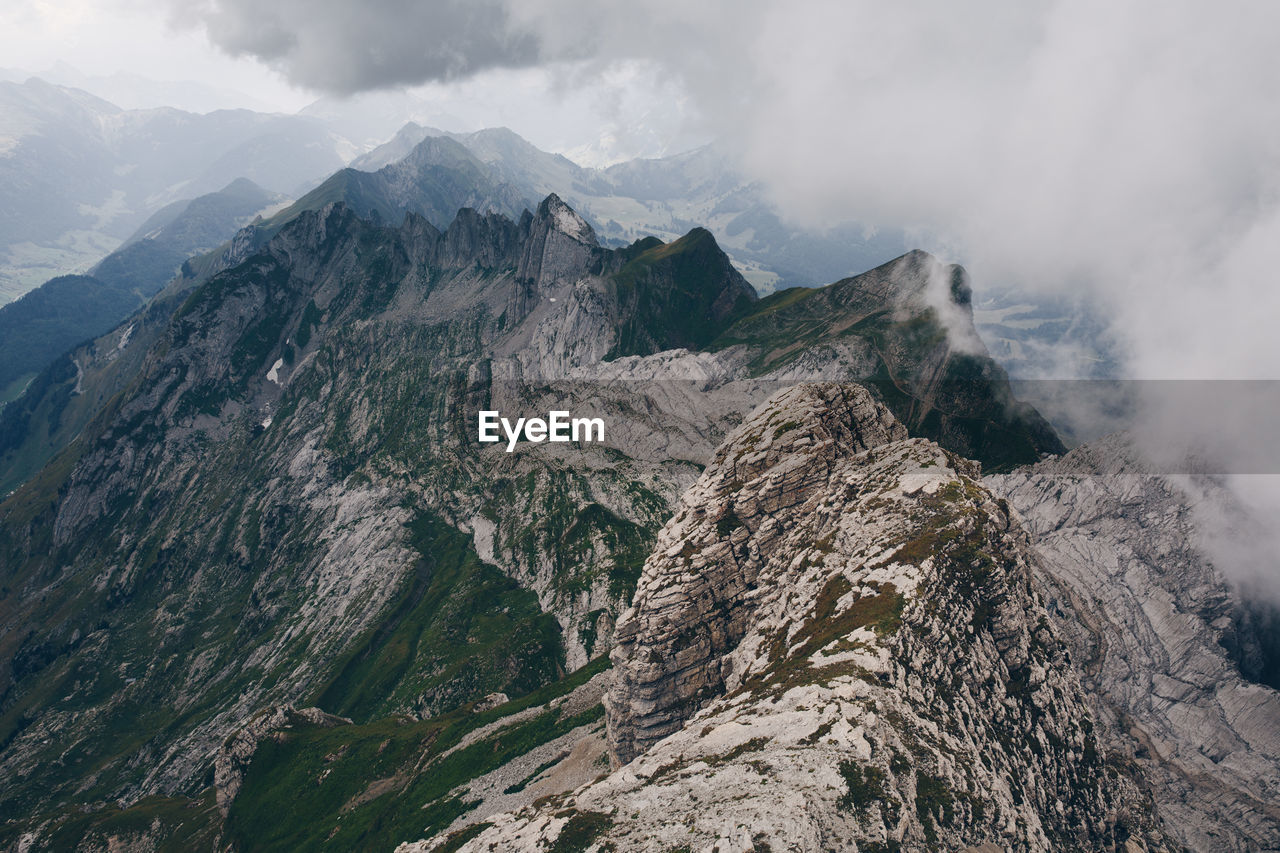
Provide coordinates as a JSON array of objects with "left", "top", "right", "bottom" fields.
[
  {"left": 605, "top": 382, "right": 908, "bottom": 762},
  {"left": 606, "top": 226, "right": 759, "bottom": 357},
  {"left": 989, "top": 434, "right": 1280, "bottom": 851},
  {"left": 516, "top": 193, "right": 599, "bottom": 290},
  {"left": 428, "top": 384, "right": 1168, "bottom": 852},
  {"left": 713, "top": 249, "right": 1064, "bottom": 472}
]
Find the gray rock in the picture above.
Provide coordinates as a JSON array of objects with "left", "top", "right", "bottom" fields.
[{"left": 989, "top": 433, "right": 1280, "bottom": 851}]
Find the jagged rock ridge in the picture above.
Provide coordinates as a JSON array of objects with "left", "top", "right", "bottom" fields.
[
  {"left": 606, "top": 383, "right": 909, "bottom": 762},
  {"left": 419, "top": 384, "right": 1169, "bottom": 852}
]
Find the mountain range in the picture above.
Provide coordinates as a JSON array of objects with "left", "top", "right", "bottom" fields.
[
  {"left": 0, "top": 78, "right": 1108, "bottom": 387},
  {"left": 284, "top": 123, "right": 1119, "bottom": 380},
  {"left": 349, "top": 123, "right": 911, "bottom": 295},
  {"left": 0, "top": 184, "right": 1077, "bottom": 844},
  {"left": 0, "top": 95, "right": 1271, "bottom": 852}
]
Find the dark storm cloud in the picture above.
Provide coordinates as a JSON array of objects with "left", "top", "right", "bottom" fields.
[
  {"left": 174, "top": 0, "right": 761, "bottom": 97},
  {"left": 180, "top": 0, "right": 547, "bottom": 92}
]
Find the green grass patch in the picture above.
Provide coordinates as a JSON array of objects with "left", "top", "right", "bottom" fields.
[
  {"left": 225, "top": 697, "right": 605, "bottom": 852},
  {"left": 838, "top": 760, "right": 891, "bottom": 816},
  {"left": 738, "top": 577, "right": 902, "bottom": 699},
  {"left": 771, "top": 420, "right": 801, "bottom": 439},
  {"left": 548, "top": 809, "right": 613, "bottom": 853},
  {"left": 435, "top": 822, "right": 493, "bottom": 853},
  {"left": 5, "top": 790, "right": 223, "bottom": 853},
  {"left": 312, "top": 513, "right": 564, "bottom": 723},
  {"left": 914, "top": 770, "right": 955, "bottom": 844}
]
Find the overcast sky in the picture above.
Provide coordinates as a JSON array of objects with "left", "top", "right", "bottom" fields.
[
  {"left": 0, "top": 0, "right": 702, "bottom": 159},
  {"left": 3, "top": 0, "right": 1279, "bottom": 383}
]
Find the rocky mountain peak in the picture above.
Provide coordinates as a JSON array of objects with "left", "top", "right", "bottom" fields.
[
  {"left": 703, "top": 382, "right": 911, "bottom": 496},
  {"left": 533, "top": 191, "right": 598, "bottom": 246},
  {"left": 605, "top": 225, "right": 757, "bottom": 358},
  {"left": 515, "top": 193, "right": 601, "bottom": 294}
]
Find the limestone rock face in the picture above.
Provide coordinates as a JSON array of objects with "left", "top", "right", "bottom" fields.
[
  {"left": 989, "top": 434, "right": 1280, "bottom": 852},
  {"left": 516, "top": 192, "right": 598, "bottom": 290},
  {"left": 435, "top": 384, "right": 1169, "bottom": 853},
  {"left": 605, "top": 382, "right": 909, "bottom": 763}
]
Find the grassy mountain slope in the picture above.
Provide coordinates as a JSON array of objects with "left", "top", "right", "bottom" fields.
[{"left": 607, "top": 229, "right": 758, "bottom": 357}]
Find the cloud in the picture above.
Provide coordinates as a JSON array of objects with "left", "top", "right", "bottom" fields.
[
  {"left": 718, "top": 2, "right": 1280, "bottom": 381},
  {"left": 910, "top": 253, "right": 988, "bottom": 358},
  {"left": 0, "top": 0, "right": 316, "bottom": 111},
  {"left": 1178, "top": 471, "right": 1280, "bottom": 610},
  {"left": 171, "top": 0, "right": 545, "bottom": 93}
]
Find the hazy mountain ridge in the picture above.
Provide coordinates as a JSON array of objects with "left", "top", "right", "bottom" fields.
[
  {"left": 2, "top": 62, "right": 279, "bottom": 114},
  {"left": 0, "top": 145, "right": 1055, "bottom": 503},
  {"left": 0, "top": 102, "right": 1102, "bottom": 431},
  {"left": 352, "top": 124, "right": 1114, "bottom": 379},
  {"left": 353, "top": 124, "right": 907, "bottom": 294},
  {"left": 0, "top": 178, "right": 285, "bottom": 407},
  {"left": 0, "top": 78, "right": 350, "bottom": 302},
  {"left": 268, "top": 136, "right": 532, "bottom": 235},
  {"left": 0, "top": 143, "right": 534, "bottom": 497}
]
